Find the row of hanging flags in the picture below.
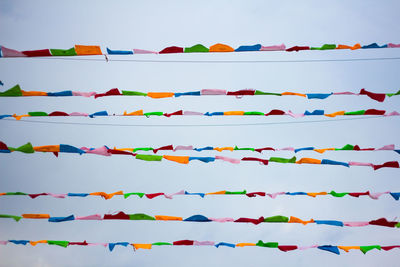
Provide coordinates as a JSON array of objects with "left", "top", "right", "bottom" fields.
[
  {"left": 0, "top": 213, "right": 399, "bottom": 228},
  {"left": 1, "top": 43, "right": 399, "bottom": 57},
  {"left": 1, "top": 85, "right": 399, "bottom": 102},
  {"left": 1, "top": 190, "right": 399, "bottom": 200},
  {"left": 1, "top": 109, "right": 399, "bottom": 120},
  {"left": 2, "top": 142, "right": 398, "bottom": 154},
  {"left": 2, "top": 239, "right": 399, "bottom": 254},
  {"left": 1, "top": 142, "right": 399, "bottom": 170},
  {"left": 2, "top": 44, "right": 399, "bottom": 257}
]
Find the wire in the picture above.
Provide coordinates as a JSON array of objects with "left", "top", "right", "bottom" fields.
[
  {"left": 0, "top": 115, "right": 389, "bottom": 127},
  {"left": 3, "top": 56, "right": 400, "bottom": 63}
]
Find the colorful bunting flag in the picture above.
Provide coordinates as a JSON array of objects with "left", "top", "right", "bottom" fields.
[
  {"left": 1, "top": 85, "right": 399, "bottom": 102},
  {"left": 2, "top": 239, "right": 399, "bottom": 254},
  {"left": 0, "top": 109, "right": 398, "bottom": 121},
  {"left": 1, "top": 43, "right": 399, "bottom": 59},
  {"left": 1, "top": 212, "right": 399, "bottom": 228},
  {"left": 1, "top": 141, "right": 399, "bottom": 170}
]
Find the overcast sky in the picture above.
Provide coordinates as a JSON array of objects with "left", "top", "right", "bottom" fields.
[{"left": 0, "top": 0, "right": 400, "bottom": 266}]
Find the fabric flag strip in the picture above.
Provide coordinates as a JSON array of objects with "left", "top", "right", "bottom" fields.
[
  {"left": 1, "top": 190, "right": 398, "bottom": 201},
  {"left": 1, "top": 85, "right": 399, "bottom": 102},
  {"left": 2, "top": 239, "right": 400, "bottom": 254},
  {"left": 1, "top": 42, "right": 399, "bottom": 58},
  {"left": 1, "top": 212, "right": 399, "bottom": 228},
  {"left": 3, "top": 142, "right": 398, "bottom": 155},
  {"left": 1, "top": 109, "right": 399, "bottom": 121},
  {"left": 1, "top": 142, "right": 399, "bottom": 170}
]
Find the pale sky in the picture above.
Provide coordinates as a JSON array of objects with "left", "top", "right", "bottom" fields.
[{"left": 0, "top": 0, "right": 400, "bottom": 266}]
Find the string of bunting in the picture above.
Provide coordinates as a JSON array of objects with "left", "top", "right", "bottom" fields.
[
  {"left": 4, "top": 142, "right": 397, "bottom": 154},
  {"left": 2, "top": 142, "right": 399, "bottom": 155},
  {"left": 1, "top": 142, "right": 399, "bottom": 170},
  {"left": 2, "top": 42, "right": 400, "bottom": 258},
  {"left": 1, "top": 43, "right": 399, "bottom": 58},
  {"left": 1, "top": 213, "right": 399, "bottom": 228},
  {"left": 1, "top": 109, "right": 399, "bottom": 121},
  {"left": 2, "top": 239, "right": 399, "bottom": 254},
  {"left": 1, "top": 190, "right": 399, "bottom": 200},
  {"left": 1, "top": 85, "right": 399, "bottom": 102}
]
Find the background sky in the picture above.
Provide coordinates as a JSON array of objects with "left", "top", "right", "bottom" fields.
[{"left": 0, "top": 0, "right": 400, "bottom": 266}]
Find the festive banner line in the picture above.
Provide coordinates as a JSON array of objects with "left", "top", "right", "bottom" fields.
[
  {"left": 2, "top": 239, "right": 399, "bottom": 254},
  {"left": 1, "top": 109, "right": 399, "bottom": 121},
  {"left": 2, "top": 190, "right": 399, "bottom": 200},
  {"left": 1, "top": 85, "right": 399, "bottom": 102},
  {"left": 1, "top": 142, "right": 399, "bottom": 170},
  {"left": 1, "top": 213, "right": 399, "bottom": 228},
  {"left": 1, "top": 142, "right": 399, "bottom": 155},
  {"left": 1, "top": 43, "right": 399, "bottom": 58},
  {"left": 3, "top": 142, "right": 397, "bottom": 155}
]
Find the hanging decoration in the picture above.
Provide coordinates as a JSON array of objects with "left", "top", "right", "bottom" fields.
[
  {"left": 2, "top": 42, "right": 399, "bottom": 259},
  {"left": 1, "top": 43, "right": 399, "bottom": 58},
  {"left": 0, "top": 212, "right": 399, "bottom": 228},
  {"left": 0, "top": 142, "right": 399, "bottom": 170},
  {"left": 1, "top": 108, "right": 399, "bottom": 121},
  {"left": 1, "top": 85, "right": 399, "bottom": 102},
  {"left": 2, "top": 238, "right": 399, "bottom": 254},
  {"left": 1, "top": 190, "right": 399, "bottom": 200},
  {"left": 3, "top": 142, "right": 397, "bottom": 155}
]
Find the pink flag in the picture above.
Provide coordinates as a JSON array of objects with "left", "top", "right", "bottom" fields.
[
  {"left": 133, "top": 49, "right": 158, "bottom": 54},
  {"left": 343, "top": 221, "right": 369, "bottom": 227},
  {"left": 368, "top": 191, "right": 390, "bottom": 200},
  {"left": 278, "top": 147, "right": 295, "bottom": 151},
  {"left": 174, "top": 145, "right": 193, "bottom": 151},
  {"left": 377, "top": 144, "right": 395, "bottom": 150},
  {"left": 209, "top": 217, "right": 234, "bottom": 222},
  {"left": 201, "top": 89, "right": 227, "bottom": 95},
  {"left": 75, "top": 214, "right": 103, "bottom": 220},
  {"left": 72, "top": 91, "right": 96, "bottom": 97},
  {"left": 348, "top": 161, "right": 374, "bottom": 167},
  {"left": 1, "top": 46, "right": 26, "bottom": 57},
  {"left": 332, "top": 92, "right": 357, "bottom": 95},
  {"left": 260, "top": 44, "right": 286, "bottom": 51},
  {"left": 384, "top": 111, "right": 400, "bottom": 116},
  {"left": 286, "top": 111, "right": 305, "bottom": 118},
  {"left": 194, "top": 241, "right": 215, "bottom": 246},
  {"left": 183, "top": 111, "right": 203, "bottom": 116},
  {"left": 80, "top": 146, "right": 111, "bottom": 156},
  {"left": 388, "top": 43, "right": 400, "bottom": 48},
  {"left": 164, "top": 190, "right": 185, "bottom": 199},
  {"left": 215, "top": 155, "right": 240, "bottom": 164},
  {"left": 267, "top": 192, "right": 285, "bottom": 199},
  {"left": 69, "top": 112, "right": 89, "bottom": 116},
  {"left": 47, "top": 193, "right": 67, "bottom": 198}
]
